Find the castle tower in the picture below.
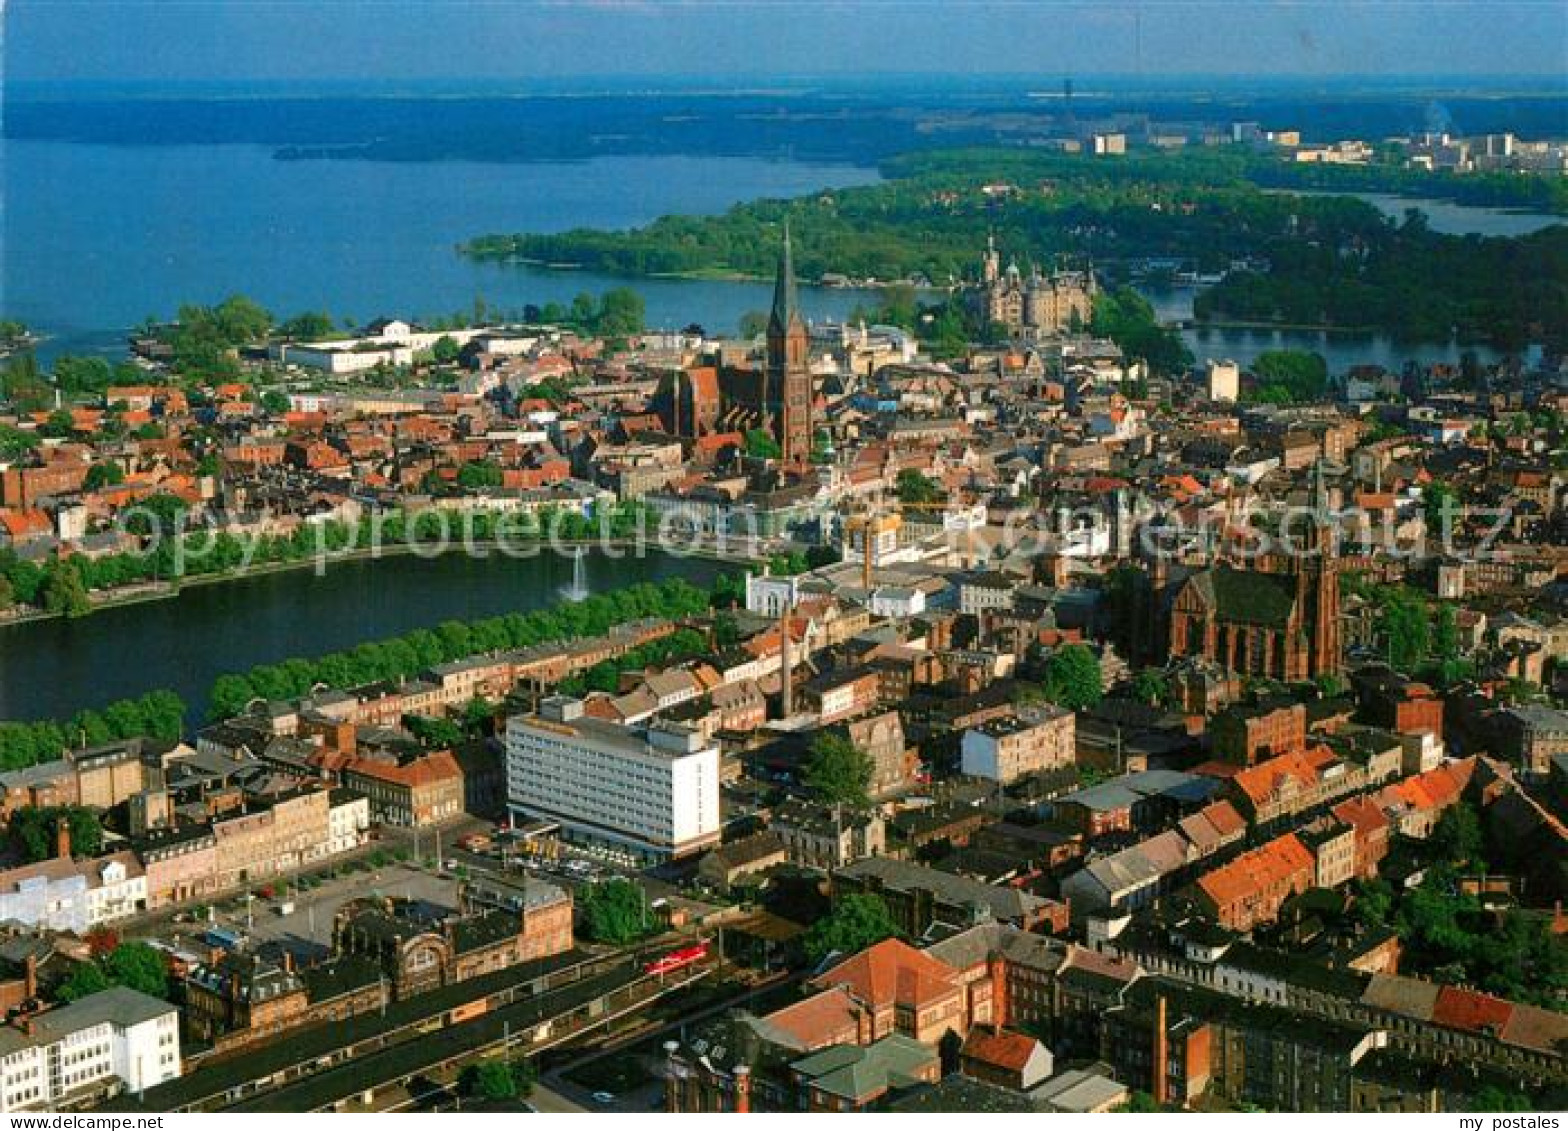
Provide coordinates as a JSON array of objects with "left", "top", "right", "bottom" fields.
[
  {"left": 982, "top": 233, "right": 1000, "bottom": 286},
  {"left": 767, "top": 224, "right": 813, "bottom": 470}
]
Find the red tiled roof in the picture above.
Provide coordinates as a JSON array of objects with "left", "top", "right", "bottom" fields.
[
  {"left": 961, "top": 1027, "right": 1039, "bottom": 1073},
  {"left": 1381, "top": 758, "right": 1474, "bottom": 814},
  {"left": 1330, "top": 794, "right": 1389, "bottom": 838},
  {"left": 1431, "top": 985, "right": 1512, "bottom": 1035},
  {"left": 694, "top": 431, "right": 742, "bottom": 454},
  {"left": 763, "top": 987, "right": 861, "bottom": 1050},
  {"left": 0, "top": 509, "right": 51, "bottom": 537},
  {"left": 1230, "top": 751, "right": 1318, "bottom": 807},
  {"left": 1199, "top": 799, "right": 1247, "bottom": 839},
  {"left": 344, "top": 751, "right": 461, "bottom": 788},
  {"left": 1195, "top": 832, "right": 1313, "bottom": 910},
  {"left": 810, "top": 938, "right": 959, "bottom": 1011},
  {"left": 1189, "top": 760, "right": 1243, "bottom": 780}
]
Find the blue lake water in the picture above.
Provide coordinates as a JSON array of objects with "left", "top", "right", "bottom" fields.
[
  {"left": 1280, "top": 189, "right": 1564, "bottom": 238},
  {"left": 0, "top": 550, "right": 726, "bottom": 723},
  {"left": 1144, "top": 287, "right": 1529, "bottom": 374},
  {"left": 1, "top": 139, "right": 883, "bottom": 358},
  {"left": 2, "top": 138, "right": 1551, "bottom": 373}
]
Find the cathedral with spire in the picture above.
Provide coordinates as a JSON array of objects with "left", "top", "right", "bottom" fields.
[
  {"left": 765, "top": 225, "right": 814, "bottom": 469},
  {"left": 1159, "top": 462, "right": 1343, "bottom": 682},
  {"left": 720, "top": 226, "right": 816, "bottom": 476}
]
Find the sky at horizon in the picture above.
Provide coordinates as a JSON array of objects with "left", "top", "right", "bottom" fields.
[{"left": 3, "top": 0, "right": 1567, "bottom": 87}]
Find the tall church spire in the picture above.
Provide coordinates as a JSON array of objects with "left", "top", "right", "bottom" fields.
[
  {"left": 765, "top": 223, "right": 812, "bottom": 469},
  {"left": 770, "top": 221, "right": 801, "bottom": 336}
]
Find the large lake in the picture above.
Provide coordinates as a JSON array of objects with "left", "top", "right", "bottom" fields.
[
  {"left": 0, "top": 549, "right": 726, "bottom": 724},
  {"left": 1, "top": 139, "right": 884, "bottom": 359},
  {"left": 3, "top": 138, "right": 1556, "bottom": 370}
]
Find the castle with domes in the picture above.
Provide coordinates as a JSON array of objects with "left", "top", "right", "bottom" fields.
[{"left": 969, "top": 235, "right": 1097, "bottom": 342}]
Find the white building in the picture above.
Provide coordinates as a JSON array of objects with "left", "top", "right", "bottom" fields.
[
  {"left": 82, "top": 853, "right": 147, "bottom": 928},
  {"left": 960, "top": 705, "right": 1077, "bottom": 783},
  {"left": 271, "top": 322, "right": 486, "bottom": 374},
  {"left": 0, "top": 988, "right": 180, "bottom": 1111},
  {"left": 0, "top": 860, "right": 90, "bottom": 934},
  {"left": 869, "top": 584, "right": 926, "bottom": 619},
  {"left": 746, "top": 572, "right": 805, "bottom": 617},
  {"left": 327, "top": 788, "right": 371, "bottom": 856},
  {"left": 505, "top": 698, "right": 721, "bottom": 860},
  {"left": 959, "top": 571, "right": 1016, "bottom": 616},
  {"left": 1205, "top": 359, "right": 1239, "bottom": 403}
]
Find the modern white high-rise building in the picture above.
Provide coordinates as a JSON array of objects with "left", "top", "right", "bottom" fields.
[{"left": 505, "top": 697, "right": 721, "bottom": 860}]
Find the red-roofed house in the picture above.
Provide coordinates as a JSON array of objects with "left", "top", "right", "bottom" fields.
[
  {"left": 341, "top": 752, "right": 464, "bottom": 828},
  {"left": 1329, "top": 794, "right": 1391, "bottom": 879},
  {"left": 1431, "top": 985, "right": 1513, "bottom": 1036},
  {"left": 793, "top": 938, "right": 969, "bottom": 1046},
  {"left": 1192, "top": 832, "right": 1314, "bottom": 931},
  {"left": 1224, "top": 750, "right": 1322, "bottom": 824},
  {"left": 0, "top": 508, "right": 54, "bottom": 544},
  {"left": 959, "top": 1027, "right": 1054, "bottom": 1091},
  {"left": 1377, "top": 757, "right": 1475, "bottom": 837}
]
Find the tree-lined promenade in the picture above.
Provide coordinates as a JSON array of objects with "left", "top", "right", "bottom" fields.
[
  {"left": 0, "top": 499, "right": 756, "bottom": 623},
  {"left": 0, "top": 575, "right": 728, "bottom": 772},
  {"left": 464, "top": 146, "right": 1567, "bottom": 350}
]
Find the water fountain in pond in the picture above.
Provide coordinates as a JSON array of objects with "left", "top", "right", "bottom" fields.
[{"left": 560, "top": 547, "right": 590, "bottom": 601}]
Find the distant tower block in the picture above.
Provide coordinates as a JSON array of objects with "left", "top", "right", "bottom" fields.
[{"left": 1206, "top": 359, "right": 1240, "bottom": 403}]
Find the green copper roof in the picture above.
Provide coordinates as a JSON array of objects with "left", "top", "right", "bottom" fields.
[{"left": 1193, "top": 565, "right": 1298, "bottom": 629}]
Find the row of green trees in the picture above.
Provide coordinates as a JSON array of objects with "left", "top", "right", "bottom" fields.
[
  {"left": 0, "top": 689, "right": 186, "bottom": 773},
  {"left": 206, "top": 576, "right": 715, "bottom": 720},
  {"left": 0, "top": 551, "right": 97, "bottom": 618},
  {"left": 0, "top": 577, "right": 730, "bottom": 769},
  {"left": 0, "top": 503, "right": 661, "bottom": 619},
  {"left": 557, "top": 627, "right": 710, "bottom": 696}
]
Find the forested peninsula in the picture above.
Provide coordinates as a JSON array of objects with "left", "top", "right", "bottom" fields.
[{"left": 465, "top": 148, "right": 1568, "bottom": 349}]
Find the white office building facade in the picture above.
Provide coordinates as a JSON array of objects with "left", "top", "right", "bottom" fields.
[
  {"left": 0, "top": 988, "right": 180, "bottom": 1111},
  {"left": 505, "top": 698, "right": 721, "bottom": 861}
]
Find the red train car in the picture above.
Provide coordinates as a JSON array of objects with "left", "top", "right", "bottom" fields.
[{"left": 643, "top": 941, "right": 709, "bottom": 976}]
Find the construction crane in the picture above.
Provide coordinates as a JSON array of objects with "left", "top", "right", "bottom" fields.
[{"left": 842, "top": 483, "right": 960, "bottom": 590}]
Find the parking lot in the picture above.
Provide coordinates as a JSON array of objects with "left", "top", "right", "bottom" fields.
[
  {"left": 125, "top": 817, "right": 686, "bottom": 968},
  {"left": 147, "top": 861, "right": 464, "bottom": 960}
]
